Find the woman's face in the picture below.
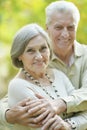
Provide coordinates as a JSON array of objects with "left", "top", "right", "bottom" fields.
[{"left": 19, "top": 35, "right": 50, "bottom": 75}]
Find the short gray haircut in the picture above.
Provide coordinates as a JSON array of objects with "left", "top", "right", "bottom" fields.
[
  {"left": 45, "top": 1, "right": 80, "bottom": 26},
  {"left": 11, "top": 23, "right": 51, "bottom": 68}
]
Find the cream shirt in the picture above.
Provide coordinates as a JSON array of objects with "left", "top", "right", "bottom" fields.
[
  {"left": 8, "top": 69, "right": 74, "bottom": 130},
  {"left": 49, "top": 41, "right": 87, "bottom": 113}
]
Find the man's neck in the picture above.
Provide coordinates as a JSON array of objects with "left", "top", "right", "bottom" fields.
[{"left": 55, "top": 45, "right": 74, "bottom": 66}]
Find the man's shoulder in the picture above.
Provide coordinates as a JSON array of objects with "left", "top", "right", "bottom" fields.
[
  {"left": 75, "top": 41, "right": 87, "bottom": 56},
  {"left": 80, "top": 43, "right": 87, "bottom": 55},
  {"left": 76, "top": 41, "right": 87, "bottom": 48}
]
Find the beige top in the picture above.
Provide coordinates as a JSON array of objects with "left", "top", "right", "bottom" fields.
[
  {"left": 49, "top": 41, "right": 87, "bottom": 113},
  {"left": 8, "top": 69, "right": 74, "bottom": 130}
]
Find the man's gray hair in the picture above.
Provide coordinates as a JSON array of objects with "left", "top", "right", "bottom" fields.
[
  {"left": 11, "top": 23, "right": 51, "bottom": 68},
  {"left": 45, "top": 1, "right": 80, "bottom": 25}
]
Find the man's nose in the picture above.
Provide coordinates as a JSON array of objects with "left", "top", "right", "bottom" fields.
[{"left": 61, "top": 27, "right": 69, "bottom": 37}]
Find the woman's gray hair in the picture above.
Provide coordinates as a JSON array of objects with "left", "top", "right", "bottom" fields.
[
  {"left": 45, "top": 1, "right": 80, "bottom": 26},
  {"left": 11, "top": 23, "right": 51, "bottom": 68}
]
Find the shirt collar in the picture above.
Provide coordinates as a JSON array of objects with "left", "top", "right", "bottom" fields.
[
  {"left": 74, "top": 40, "right": 86, "bottom": 57},
  {"left": 52, "top": 41, "right": 84, "bottom": 61}
]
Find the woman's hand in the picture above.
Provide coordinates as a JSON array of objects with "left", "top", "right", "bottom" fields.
[{"left": 41, "top": 115, "right": 72, "bottom": 130}]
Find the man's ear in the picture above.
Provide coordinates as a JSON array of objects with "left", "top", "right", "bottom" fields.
[{"left": 46, "top": 24, "right": 48, "bottom": 31}]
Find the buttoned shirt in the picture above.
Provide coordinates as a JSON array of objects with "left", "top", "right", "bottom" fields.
[{"left": 49, "top": 41, "right": 87, "bottom": 113}]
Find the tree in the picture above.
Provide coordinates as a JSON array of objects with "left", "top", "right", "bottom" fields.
[{"left": 0, "top": 0, "right": 87, "bottom": 98}]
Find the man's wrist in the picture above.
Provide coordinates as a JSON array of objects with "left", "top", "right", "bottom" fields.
[
  {"left": 5, "top": 109, "right": 15, "bottom": 124},
  {"left": 56, "top": 98, "right": 67, "bottom": 114},
  {"left": 64, "top": 118, "right": 77, "bottom": 130}
]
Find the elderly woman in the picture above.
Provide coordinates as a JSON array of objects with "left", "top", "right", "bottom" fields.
[{"left": 8, "top": 23, "right": 75, "bottom": 130}]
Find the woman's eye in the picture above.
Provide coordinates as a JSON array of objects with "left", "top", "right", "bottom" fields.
[
  {"left": 55, "top": 26, "right": 63, "bottom": 30},
  {"left": 27, "top": 49, "right": 35, "bottom": 53},
  {"left": 40, "top": 46, "right": 47, "bottom": 51}
]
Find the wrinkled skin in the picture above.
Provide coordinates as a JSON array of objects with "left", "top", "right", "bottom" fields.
[
  {"left": 6, "top": 98, "right": 41, "bottom": 127},
  {"left": 6, "top": 95, "right": 67, "bottom": 129}
]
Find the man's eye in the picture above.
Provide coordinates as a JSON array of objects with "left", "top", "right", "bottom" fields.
[{"left": 68, "top": 26, "right": 75, "bottom": 31}]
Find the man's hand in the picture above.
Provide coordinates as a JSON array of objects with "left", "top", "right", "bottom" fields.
[
  {"left": 6, "top": 98, "right": 30, "bottom": 125},
  {"left": 51, "top": 98, "right": 67, "bottom": 114},
  {"left": 41, "top": 115, "right": 72, "bottom": 130},
  {"left": 36, "top": 94, "right": 67, "bottom": 114},
  {"left": 25, "top": 94, "right": 67, "bottom": 125},
  {"left": 5, "top": 94, "right": 67, "bottom": 127},
  {"left": 5, "top": 98, "right": 41, "bottom": 127},
  {"left": 26, "top": 97, "right": 56, "bottom": 124}
]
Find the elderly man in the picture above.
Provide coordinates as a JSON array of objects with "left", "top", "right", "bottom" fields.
[
  {"left": 40, "top": 1, "right": 87, "bottom": 129},
  {"left": 46, "top": 0, "right": 87, "bottom": 113},
  {"left": 0, "top": 1, "right": 87, "bottom": 130}
]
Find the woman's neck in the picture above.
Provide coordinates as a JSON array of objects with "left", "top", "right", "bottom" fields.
[{"left": 24, "top": 68, "right": 47, "bottom": 79}]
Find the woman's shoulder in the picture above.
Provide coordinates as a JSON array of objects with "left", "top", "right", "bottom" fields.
[
  {"left": 9, "top": 78, "right": 29, "bottom": 87},
  {"left": 47, "top": 67, "right": 68, "bottom": 81}
]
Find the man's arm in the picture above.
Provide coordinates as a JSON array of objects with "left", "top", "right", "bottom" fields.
[
  {"left": 0, "top": 96, "right": 29, "bottom": 126},
  {"left": 1, "top": 96, "right": 87, "bottom": 130},
  {"left": 63, "top": 54, "right": 87, "bottom": 113},
  {"left": 0, "top": 96, "right": 42, "bottom": 127},
  {"left": 41, "top": 111, "right": 87, "bottom": 130},
  {"left": 21, "top": 97, "right": 87, "bottom": 130},
  {"left": 5, "top": 98, "right": 29, "bottom": 125},
  {"left": 0, "top": 95, "right": 10, "bottom": 126}
]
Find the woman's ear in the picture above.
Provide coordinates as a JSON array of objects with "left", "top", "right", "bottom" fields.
[{"left": 18, "top": 55, "right": 22, "bottom": 61}]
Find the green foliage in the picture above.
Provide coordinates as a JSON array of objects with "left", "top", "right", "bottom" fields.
[{"left": 0, "top": 0, "right": 87, "bottom": 98}]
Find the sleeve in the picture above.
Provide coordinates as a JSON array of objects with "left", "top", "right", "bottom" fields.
[
  {"left": 8, "top": 78, "right": 37, "bottom": 107},
  {"left": 65, "top": 111, "right": 87, "bottom": 130},
  {"left": 63, "top": 54, "right": 87, "bottom": 113},
  {"left": 60, "top": 71, "right": 75, "bottom": 95},
  {"left": 54, "top": 69, "right": 75, "bottom": 95},
  {"left": 63, "top": 89, "right": 87, "bottom": 113},
  {"left": 0, "top": 95, "right": 13, "bottom": 127}
]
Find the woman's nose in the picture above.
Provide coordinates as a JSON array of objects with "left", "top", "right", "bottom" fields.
[{"left": 35, "top": 52, "right": 42, "bottom": 59}]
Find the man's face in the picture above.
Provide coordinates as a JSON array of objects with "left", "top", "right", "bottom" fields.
[{"left": 47, "top": 12, "right": 77, "bottom": 56}]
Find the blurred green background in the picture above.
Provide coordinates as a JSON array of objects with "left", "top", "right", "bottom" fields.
[{"left": 0, "top": 0, "right": 87, "bottom": 99}]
